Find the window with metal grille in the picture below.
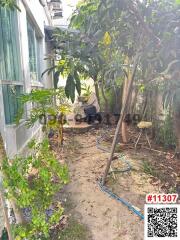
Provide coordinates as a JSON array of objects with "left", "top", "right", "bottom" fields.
[
  {"left": 52, "top": 2, "right": 62, "bottom": 11},
  {"left": 0, "top": 7, "right": 23, "bottom": 124},
  {"left": 53, "top": 11, "right": 63, "bottom": 18}
]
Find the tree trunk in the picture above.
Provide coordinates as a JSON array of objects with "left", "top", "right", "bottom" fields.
[
  {"left": 100, "top": 83, "right": 111, "bottom": 124},
  {"left": 122, "top": 79, "right": 129, "bottom": 143},
  {"left": 141, "top": 96, "right": 148, "bottom": 120},
  {"left": 121, "top": 57, "right": 131, "bottom": 143},
  {"left": 94, "top": 77, "right": 100, "bottom": 106},
  {"left": 101, "top": 83, "right": 109, "bottom": 113},
  {"left": 102, "top": 54, "right": 139, "bottom": 185},
  {"left": 130, "top": 87, "right": 139, "bottom": 114}
]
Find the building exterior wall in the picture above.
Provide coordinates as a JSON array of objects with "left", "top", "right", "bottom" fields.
[
  {"left": 47, "top": 0, "right": 78, "bottom": 27},
  {"left": 52, "top": 0, "right": 77, "bottom": 27},
  {"left": 0, "top": 0, "right": 53, "bottom": 158}
]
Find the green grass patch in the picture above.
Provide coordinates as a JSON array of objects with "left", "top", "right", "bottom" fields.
[
  {"left": 57, "top": 218, "right": 90, "bottom": 240},
  {"left": 142, "top": 160, "right": 157, "bottom": 176},
  {"left": 142, "top": 160, "right": 172, "bottom": 187}
]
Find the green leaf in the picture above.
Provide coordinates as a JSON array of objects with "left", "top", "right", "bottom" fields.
[
  {"left": 74, "top": 71, "right": 81, "bottom": 95},
  {"left": 103, "top": 32, "right": 111, "bottom": 46},
  {"left": 139, "top": 84, "right": 145, "bottom": 93},
  {"left": 0, "top": 0, "right": 21, "bottom": 11},
  {"left": 162, "top": 91, "right": 171, "bottom": 109},
  {"left": 41, "top": 66, "right": 56, "bottom": 77},
  {"left": 176, "top": 0, "right": 180, "bottom": 5},
  {"left": 65, "top": 74, "right": 76, "bottom": 103}
]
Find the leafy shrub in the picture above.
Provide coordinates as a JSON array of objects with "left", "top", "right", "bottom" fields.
[
  {"left": 17, "top": 88, "right": 71, "bottom": 145},
  {"left": 99, "top": 87, "right": 120, "bottom": 113},
  {"left": 2, "top": 139, "right": 69, "bottom": 239},
  {"left": 57, "top": 218, "right": 90, "bottom": 240},
  {"left": 155, "top": 112, "right": 176, "bottom": 149}
]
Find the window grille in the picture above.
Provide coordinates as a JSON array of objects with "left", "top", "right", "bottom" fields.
[
  {"left": 53, "top": 11, "right": 63, "bottom": 18},
  {"left": 52, "top": 2, "right": 62, "bottom": 11}
]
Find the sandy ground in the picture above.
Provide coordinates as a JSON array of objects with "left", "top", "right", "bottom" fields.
[{"left": 56, "top": 129, "right": 162, "bottom": 240}]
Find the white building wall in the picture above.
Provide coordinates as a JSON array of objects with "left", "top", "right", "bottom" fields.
[
  {"left": 0, "top": 0, "right": 53, "bottom": 158},
  {"left": 51, "top": 0, "right": 78, "bottom": 27}
]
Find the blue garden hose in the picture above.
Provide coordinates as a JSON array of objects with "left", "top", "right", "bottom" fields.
[{"left": 96, "top": 127, "right": 144, "bottom": 220}]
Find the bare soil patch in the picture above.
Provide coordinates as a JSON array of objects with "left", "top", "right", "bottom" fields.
[{"left": 51, "top": 127, "right": 180, "bottom": 240}]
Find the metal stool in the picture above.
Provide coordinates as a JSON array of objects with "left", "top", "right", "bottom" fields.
[{"left": 135, "top": 121, "right": 152, "bottom": 150}]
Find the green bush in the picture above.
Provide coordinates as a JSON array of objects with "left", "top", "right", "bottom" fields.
[
  {"left": 99, "top": 87, "right": 121, "bottom": 113},
  {"left": 54, "top": 218, "right": 90, "bottom": 240},
  {"left": 2, "top": 139, "right": 69, "bottom": 240},
  {"left": 155, "top": 112, "right": 176, "bottom": 149}
]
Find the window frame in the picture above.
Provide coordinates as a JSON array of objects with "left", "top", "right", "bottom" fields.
[
  {"left": 27, "top": 17, "right": 43, "bottom": 83},
  {"left": 0, "top": 7, "right": 24, "bottom": 125}
]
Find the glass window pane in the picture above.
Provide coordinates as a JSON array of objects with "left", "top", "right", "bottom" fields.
[{"left": 27, "top": 20, "right": 38, "bottom": 81}]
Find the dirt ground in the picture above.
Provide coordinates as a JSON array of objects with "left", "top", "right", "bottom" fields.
[{"left": 52, "top": 127, "right": 180, "bottom": 240}]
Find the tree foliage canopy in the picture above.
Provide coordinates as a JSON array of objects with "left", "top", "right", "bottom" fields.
[
  {"left": 45, "top": 0, "right": 180, "bottom": 113},
  {"left": 0, "top": 0, "right": 20, "bottom": 10}
]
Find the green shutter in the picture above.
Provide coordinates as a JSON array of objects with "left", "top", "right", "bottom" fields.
[
  {"left": 11, "top": 9, "right": 22, "bottom": 81},
  {"left": 0, "top": 11, "right": 6, "bottom": 80},
  {"left": 2, "top": 85, "right": 23, "bottom": 124},
  {"left": 0, "top": 7, "right": 23, "bottom": 124},
  {"left": 27, "top": 19, "right": 42, "bottom": 82},
  {"left": 2, "top": 85, "right": 11, "bottom": 124},
  {"left": 0, "top": 7, "right": 21, "bottom": 81}
]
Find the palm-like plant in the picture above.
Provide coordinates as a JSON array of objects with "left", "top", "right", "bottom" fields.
[
  {"left": 17, "top": 88, "right": 71, "bottom": 145},
  {"left": 145, "top": 0, "right": 180, "bottom": 156},
  {"left": 161, "top": 62, "right": 180, "bottom": 156}
]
